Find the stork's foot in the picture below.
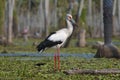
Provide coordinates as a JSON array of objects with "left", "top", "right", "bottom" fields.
[{"left": 53, "top": 69, "right": 61, "bottom": 72}]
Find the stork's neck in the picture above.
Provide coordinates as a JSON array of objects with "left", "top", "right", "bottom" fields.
[{"left": 66, "top": 20, "right": 73, "bottom": 35}]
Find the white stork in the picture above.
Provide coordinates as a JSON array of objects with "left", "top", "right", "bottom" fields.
[{"left": 36, "top": 14, "right": 77, "bottom": 70}]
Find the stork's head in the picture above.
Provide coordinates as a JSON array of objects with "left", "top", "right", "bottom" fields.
[
  {"left": 66, "top": 14, "right": 78, "bottom": 27},
  {"left": 66, "top": 14, "right": 73, "bottom": 21}
]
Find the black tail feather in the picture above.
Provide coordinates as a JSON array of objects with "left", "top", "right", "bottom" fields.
[{"left": 36, "top": 41, "right": 46, "bottom": 52}]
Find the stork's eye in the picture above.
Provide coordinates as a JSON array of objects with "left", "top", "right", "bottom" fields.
[{"left": 68, "top": 16, "right": 72, "bottom": 20}]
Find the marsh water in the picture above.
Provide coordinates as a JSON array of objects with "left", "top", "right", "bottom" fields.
[{"left": 0, "top": 52, "right": 94, "bottom": 59}]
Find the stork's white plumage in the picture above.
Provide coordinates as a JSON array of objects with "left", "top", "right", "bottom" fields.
[{"left": 37, "top": 14, "right": 77, "bottom": 70}]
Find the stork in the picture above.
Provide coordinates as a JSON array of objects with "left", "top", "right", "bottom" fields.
[{"left": 36, "top": 14, "right": 77, "bottom": 71}]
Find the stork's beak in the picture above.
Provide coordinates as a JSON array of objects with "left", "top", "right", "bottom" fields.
[{"left": 70, "top": 19, "right": 78, "bottom": 27}]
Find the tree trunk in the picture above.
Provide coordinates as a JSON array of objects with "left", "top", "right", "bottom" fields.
[
  {"left": 100, "top": 0, "right": 103, "bottom": 37},
  {"left": 52, "top": 0, "right": 58, "bottom": 27},
  {"left": 67, "top": 0, "right": 73, "bottom": 14},
  {"left": 112, "top": 0, "right": 117, "bottom": 36},
  {"left": 6, "top": 0, "right": 15, "bottom": 44},
  {"left": 38, "top": 0, "right": 44, "bottom": 36},
  {"left": 75, "top": 0, "right": 86, "bottom": 47},
  {"left": 44, "top": 0, "right": 49, "bottom": 37},
  {"left": 118, "top": 0, "right": 120, "bottom": 33},
  {"left": 87, "top": 0, "right": 93, "bottom": 37},
  {"left": 78, "top": 29, "right": 86, "bottom": 47},
  {"left": 75, "top": 0, "right": 84, "bottom": 23},
  {"left": 27, "top": 0, "right": 31, "bottom": 31},
  {"left": 95, "top": 0, "right": 120, "bottom": 58},
  {"left": 113, "top": 0, "right": 116, "bottom": 16},
  {"left": 13, "top": 11, "right": 18, "bottom": 38},
  {"left": 103, "top": 0, "right": 113, "bottom": 44}
]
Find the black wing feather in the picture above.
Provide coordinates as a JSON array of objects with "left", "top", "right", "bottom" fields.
[{"left": 36, "top": 32, "right": 62, "bottom": 52}]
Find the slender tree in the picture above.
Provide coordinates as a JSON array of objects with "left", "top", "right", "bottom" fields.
[
  {"left": 38, "top": 0, "right": 44, "bottom": 36},
  {"left": 67, "top": 0, "right": 73, "bottom": 14},
  {"left": 5, "top": 0, "right": 15, "bottom": 44},
  {"left": 52, "top": 0, "right": 58, "bottom": 27},
  {"left": 112, "top": 0, "right": 117, "bottom": 36},
  {"left": 44, "top": 0, "right": 50, "bottom": 37},
  {"left": 27, "top": 0, "right": 31, "bottom": 30},
  {"left": 118, "top": 0, "right": 120, "bottom": 30},
  {"left": 75, "top": 0, "right": 84, "bottom": 23},
  {"left": 75, "top": 0, "right": 86, "bottom": 47},
  {"left": 87, "top": 0, "right": 93, "bottom": 37},
  {"left": 100, "top": 0, "right": 103, "bottom": 37}
]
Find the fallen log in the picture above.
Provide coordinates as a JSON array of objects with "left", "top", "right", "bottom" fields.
[{"left": 64, "top": 69, "right": 120, "bottom": 75}]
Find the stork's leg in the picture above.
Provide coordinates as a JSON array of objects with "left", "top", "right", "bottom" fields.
[
  {"left": 54, "top": 53, "right": 57, "bottom": 70},
  {"left": 57, "top": 47, "right": 60, "bottom": 70}
]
